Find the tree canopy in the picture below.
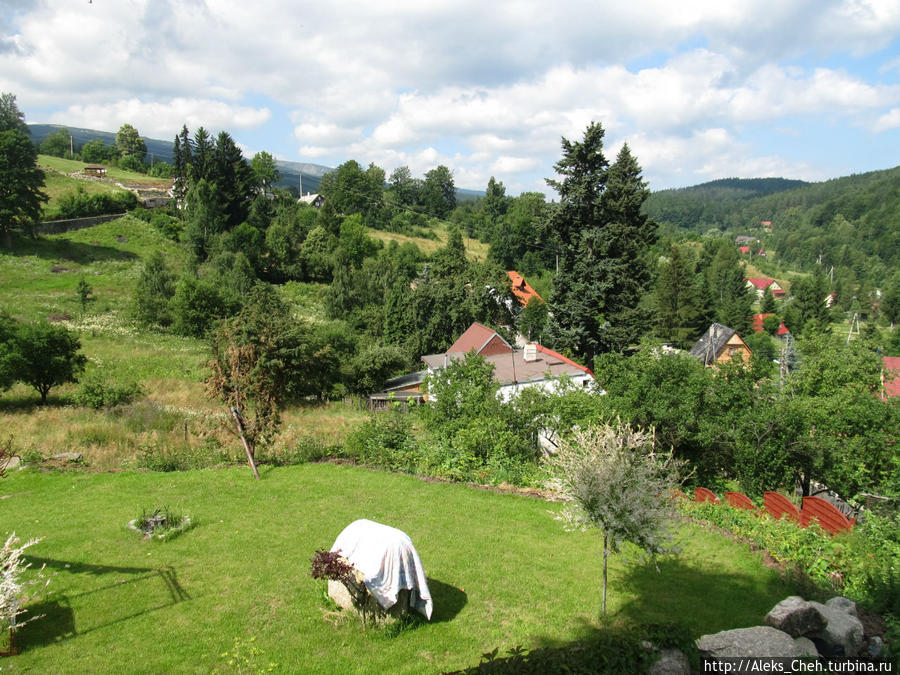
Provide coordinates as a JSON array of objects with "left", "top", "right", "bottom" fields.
[{"left": 0, "top": 93, "right": 47, "bottom": 247}]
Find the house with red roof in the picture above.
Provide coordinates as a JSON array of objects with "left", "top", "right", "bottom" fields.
[
  {"left": 506, "top": 271, "right": 543, "bottom": 307},
  {"left": 370, "top": 322, "right": 596, "bottom": 409},
  {"left": 883, "top": 357, "right": 900, "bottom": 400},
  {"left": 751, "top": 313, "right": 790, "bottom": 336},
  {"left": 745, "top": 277, "right": 786, "bottom": 299}
]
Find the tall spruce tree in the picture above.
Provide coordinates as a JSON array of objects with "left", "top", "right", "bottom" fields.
[
  {"left": 655, "top": 243, "right": 703, "bottom": 348},
  {"left": 545, "top": 125, "right": 655, "bottom": 363}
]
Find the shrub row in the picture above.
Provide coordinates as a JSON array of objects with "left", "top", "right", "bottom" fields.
[{"left": 46, "top": 187, "right": 138, "bottom": 220}]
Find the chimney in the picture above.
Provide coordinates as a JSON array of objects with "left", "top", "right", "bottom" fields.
[{"left": 524, "top": 343, "right": 538, "bottom": 362}]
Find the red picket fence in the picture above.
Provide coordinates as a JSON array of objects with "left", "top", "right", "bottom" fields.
[
  {"left": 798, "top": 496, "right": 855, "bottom": 535},
  {"left": 725, "top": 491, "right": 756, "bottom": 511},
  {"left": 693, "top": 488, "right": 855, "bottom": 536},
  {"left": 694, "top": 487, "right": 720, "bottom": 504}
]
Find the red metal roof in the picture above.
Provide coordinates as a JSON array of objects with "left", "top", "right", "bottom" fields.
[
  {"left": 506, "top": 271, "right": 543, "bottom": 307},
  {"left": 884, "top": 357, "right": 900, "bottom": 398},
  {"left": 446, "top": 322, "right": 512, "bottom": 355},
  {"left": 751, "top": 313, "right": 789, "bottom": 335},
  {"left": 535, "top": 344, "right": 593, "bottom": 377}
]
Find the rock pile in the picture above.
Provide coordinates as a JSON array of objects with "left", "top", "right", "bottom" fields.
[{"left": 648, "top": 595, "right": 885, "bottom": 674}]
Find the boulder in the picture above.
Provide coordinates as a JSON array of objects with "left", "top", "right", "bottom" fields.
[
  {"left": 825, "top": 596, "right": 858, "bottom": 617},
  {"left": 793, "top": 637, "right": 819, "bottom": 658},
  {"left": 697, "top": 626, "right": 806, "bottom": 658},
  {"left": 808, "top": 601, "right": 864, "bottom": 657},
  {"left": 649, "top": 648, "right": 690, "bottom": 675},
  {"left": 765, "top": 596, "right": 826, "bottom": 637}
]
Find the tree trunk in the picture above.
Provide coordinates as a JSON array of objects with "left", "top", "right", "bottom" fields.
[
  {"left": 601, "top": 532, "right": 608, "bottom": 617},
  {"left": 231, "top": 408, "right": 260, "bottom": 480}
]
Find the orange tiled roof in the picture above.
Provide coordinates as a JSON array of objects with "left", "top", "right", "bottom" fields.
[{"left": 507, "top": 271, "right": 543, "bottom": 307}]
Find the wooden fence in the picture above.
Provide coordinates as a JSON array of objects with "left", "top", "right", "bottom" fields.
[{"left": 690, "top": 487, "right": 855, "bottom": 536}]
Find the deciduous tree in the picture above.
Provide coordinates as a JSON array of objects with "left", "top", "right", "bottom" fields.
[
  {"left": 14, "top": 321, "right": 87, "bottom": 404},
  {"left": 115, "top": 123, "right": 146, "bottom": 161},
  {"left": 546, "top": 422, "right": 685, "bottom": 616}
]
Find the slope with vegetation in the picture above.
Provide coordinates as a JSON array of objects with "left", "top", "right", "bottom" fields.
[{"left": 2, "top": 94, "right": 898, "bottom": 668}]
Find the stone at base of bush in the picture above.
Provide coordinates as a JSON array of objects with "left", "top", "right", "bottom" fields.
[{"left": 327, "top": 577, "right": 413, "bottom": 623}]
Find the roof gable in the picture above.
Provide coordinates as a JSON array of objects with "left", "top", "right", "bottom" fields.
[
  {"left": 446, "top": 322, "right": 512, "bottom": 355},
  {"left": 690, "top": 323, "right": 737, "bottom": 364}
]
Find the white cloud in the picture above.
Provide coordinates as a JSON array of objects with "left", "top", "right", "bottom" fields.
[
  {"left": 4, "top": 0, "right": 900, "bottom": 191},
  {"left": 873, "top": 108, "right": 900, "bottom": 131}
]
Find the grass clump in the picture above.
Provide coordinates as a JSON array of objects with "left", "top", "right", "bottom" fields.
[{"left": 128, "top": 506, "right": 193, "bottom": 541}]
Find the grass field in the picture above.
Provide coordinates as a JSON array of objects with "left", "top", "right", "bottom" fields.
[
  {"left": 367, "top": 224, "right": 490, "bottom": 261},
  {"left": 38, "top": 155, "right": 172, "bottom": 188},
  {"left": 0, "top": 217, "right": 367, "bottom": 469},
  {"left": 0, "top": 463, "right": 800, "bottom": 673}
]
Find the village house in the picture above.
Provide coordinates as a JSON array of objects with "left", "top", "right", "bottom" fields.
[
  {"left": 751, "top": 313, "right": 790, "bottom": 336},
  {"left": 689, "top": 323, "right": 753, "bottom": 367},
  {"left": 369, "top": 322, "right": 595, "bottom": 409},
  {"left": 298, "top": 193, "right": 324, "bottom": 208},
  {"left": 745, "top": 277, "right": 786, "bottom": 299},
  {"left": 506, "top": 271, "right": 543, "bottom": 307}
]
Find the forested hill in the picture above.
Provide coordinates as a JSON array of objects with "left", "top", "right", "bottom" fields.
[{"left": 644, "top": 167, "right": 900, "bottom": 283}]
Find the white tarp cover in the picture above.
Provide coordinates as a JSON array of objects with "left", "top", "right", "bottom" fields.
[{"left": 330, "top": 519, "right": 433, "bottom": 620}]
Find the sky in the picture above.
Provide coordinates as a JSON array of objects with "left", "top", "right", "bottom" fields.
[{"left": 2, "top": 0, "right": 900, "bottom": 194}]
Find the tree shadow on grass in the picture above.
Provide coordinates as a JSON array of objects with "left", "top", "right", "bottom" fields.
[
  {"left": 4, "top": 233, "right": 137, "bottom": 264},
  {"left": 450, "top": 555, "right": 803, "bottom": 673},
  {"left": 13, "top": 557, "right": 190, "bottom": 653},
  {"left": 427, "top": 577, "right": 467, "bottom": 623},
  {"left": 614, "top": 554, "right": 799, "bottom": 636}
]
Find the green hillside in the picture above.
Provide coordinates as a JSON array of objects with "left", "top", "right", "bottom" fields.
[{"left": 644, "top": 167, "right": 900, "bottom": 285}]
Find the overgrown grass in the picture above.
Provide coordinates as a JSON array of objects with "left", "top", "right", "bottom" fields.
[
  {"left": 0, "top": 463, "right": 800, "bottom": 673},
  {"left": 367, "top": 223, "right": 489, "bottom": 261}
]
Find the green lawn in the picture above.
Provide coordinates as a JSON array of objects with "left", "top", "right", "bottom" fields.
[{"left": 1, "top": 463, "right": 799, "bottom": 673}]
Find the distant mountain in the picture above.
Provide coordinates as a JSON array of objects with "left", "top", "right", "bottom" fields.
[
  {"left": 27, "top": 123, "right": 332, "bottom": 194},
  {"left": 26, "top": 124, "right": 485, "bottom": 199}
]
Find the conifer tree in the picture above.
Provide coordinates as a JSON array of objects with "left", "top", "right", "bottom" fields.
[
  {"left": 655, "top": 243, "right": 703, "bottom": 348},
  {"left": 545, "top": 125, "right": 656, "bottom": 363}
]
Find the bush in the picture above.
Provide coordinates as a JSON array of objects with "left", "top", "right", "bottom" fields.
[
  {"left": 50, "top": 187, "right": 138, "bottom": 219},
  {"left": 135, "top": 443, "right": 213, "bottom": 472},
  {"left": 71, "top": 372, "right": 142, "bottom": 409},
  {"left": 345, "top": 412, "right": 421, "bottom": 473},
  {"left": 257, "top": 435, "right": 333, "bottom": 466}
]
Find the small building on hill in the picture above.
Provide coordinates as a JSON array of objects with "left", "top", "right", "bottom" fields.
[
  {"left": 751, "top": 313, "right": 790, "bottom": 336},
  {"left": 689, "top": 323, "right": 752, "bottom": 367},
  {"left": 84, "top": 165, "right": 107, "bottom": 178},
  {"left": 745, "top": 277, "right": 786, "bottom": 299},
  {"left": 506, "top": 271, "right": 543, "bottom": 307},
  {"left": 369, "top": 322, "right": 595, "bottom": 409},
  {"left": 298, "top": 193, "right": 324, "bottom": 208}
]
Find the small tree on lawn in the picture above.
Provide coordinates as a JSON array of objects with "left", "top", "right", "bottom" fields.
[
  {"left": 206, "top": 285, "right": 326, "bottom": 478},
  {"left": 545, "top": 422, "right": 686, "bottom": 616},
  {"left": 14, "top": 321, "right": 87, "bottom": 404},
  {"left": 76, "top": 277, "right": 94, "bottom": 317}
]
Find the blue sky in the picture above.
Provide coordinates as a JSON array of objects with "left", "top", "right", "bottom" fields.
[{"left": 2, "top": 0, "right": 899, "bottom": 194}]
